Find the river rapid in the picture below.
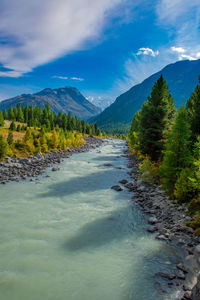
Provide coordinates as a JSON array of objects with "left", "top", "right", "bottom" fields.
[{"left": 0, "top": 139, "right": 180, "bottom": 300}]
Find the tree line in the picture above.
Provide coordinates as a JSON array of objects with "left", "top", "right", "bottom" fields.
[
  {"left": 0, "top": 103, "right": 101, "bottom": 135},
  {"left": 129, "top": 75, "right": 200, "bottom": 235},
  {"left": 0, "top": 103, "right": 101, "bottom": 158}
]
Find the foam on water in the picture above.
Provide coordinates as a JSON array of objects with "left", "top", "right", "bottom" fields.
[{"left": 0, "top": 139, "right": 179, "bottom": 300}]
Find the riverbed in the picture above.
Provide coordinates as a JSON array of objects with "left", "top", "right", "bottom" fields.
[{"left": 0, "top": 139, "right": 180, "bottom": 300}]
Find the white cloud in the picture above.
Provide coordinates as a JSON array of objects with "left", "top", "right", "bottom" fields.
[
  {"left": 178, "top": 54, "right": 196, "bottom": 61},
  {"left": 171, "top": 47, "right": 185, "bottom": 54},
  {"left": 136, "top": 48, "right": 159, "bottom": 57},
  {"left": 70, "top": 77, "right": 84, "bottom": 81},
  {"left": 0, "top": 0, "right": 123, "bottom": 77},
  {"left": 52, "top": 76, "right": 69, "bottom": 80},
  {"left": 171, "top": 46, "right": 200, "bottom": 61},
  {"left": 52, "top": 75, "right": 84, "bottom": 81},
  {"left": 156, "top": 0, "right": 200, "bottom": 24},
  {"left": 156, "top": 0, "right": 200, "bottom": 58}
]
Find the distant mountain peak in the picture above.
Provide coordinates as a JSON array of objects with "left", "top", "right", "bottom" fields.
[{"left": 0, "top": 86, "right": 101, "bottom": 120}]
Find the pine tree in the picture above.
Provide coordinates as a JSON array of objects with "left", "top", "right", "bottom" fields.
[
  {"left": 9, "top": 121, "right": 16, "bottom": 131},
  {"left": 7, "top": 131, "right": 14, "bottom": 145},
  {"left": 3, "top": 109, "right": 8, "bottom": 120},
  {"left": 159, "top": 106, "right": 192, "bottom": 195},
  {"left": 0, "top": 111, "right": 4, "bottom": 127},
  {"left": 8, "top": 106, "right": 15, "bottom": 120},
  {"left": 16, "top": 124, "right": 21, "bottom": 132},
  {"left": 186, "top": 77, "right": 200, "bottom": 141},
  {"left": 17, "top": 107, "right": 24, "bottom": 123},
  {"left": 139, "top": 75, "right": 175, "bottom": 161},
  {"left": 24, "top": 104, "right": 29, "bottom": 123}
]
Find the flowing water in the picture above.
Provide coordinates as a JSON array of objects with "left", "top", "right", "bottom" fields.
[{"left": 0, "top": 139, "right": 180, "bottom": 300}]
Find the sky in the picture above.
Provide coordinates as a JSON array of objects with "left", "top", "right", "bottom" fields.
[{"left": 0, "top": 0, "right": 200, "bottom": 107}]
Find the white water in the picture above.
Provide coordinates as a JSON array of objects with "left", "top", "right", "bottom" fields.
[{"left": 0, "top": 140, "right": 179, "bottom": 300}]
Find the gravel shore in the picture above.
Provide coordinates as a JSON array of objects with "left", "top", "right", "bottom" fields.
[
  {"left": 0, "top": 137, "right": 104, "bottom": 184},
  {"left": 122, "top": 145, "right": 200, "bottom": 300}
]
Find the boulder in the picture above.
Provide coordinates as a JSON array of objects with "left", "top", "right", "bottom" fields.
[
  {"left": 156, "top": 272, "right": 176, "bottom": 280},
  {"left": 176, "top": 270, "right": 186, "bottom": 280},
  {"left": 148, "top": 217, "right": 158, "bottom": 225},
  {"left": 147, "top": 225, "right": 158, "bottom": 233},
  {"left": 176, "top": 263, "right": 188, "bottom": 273},
  {"left": 52, "top": 167, "right": 60, "bottom": 172},
  {"left": 111, "top": 185, "right": 123, "bottom": 192},
  {"left": 119, "top": 179, "right": 128, "bottom": 184}
]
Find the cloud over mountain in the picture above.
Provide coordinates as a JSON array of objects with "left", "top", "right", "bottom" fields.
[{"left": 0, "top": 0, "right": 123, "bottom": 77}]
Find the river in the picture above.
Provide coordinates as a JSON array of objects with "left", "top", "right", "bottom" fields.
[{"left": 0, "top": 139, "right": 180, "bottom": 300}]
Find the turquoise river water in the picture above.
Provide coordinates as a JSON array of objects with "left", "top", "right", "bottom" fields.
[{"left": 0, "top": 139, "right": 180, "bottom": 300}]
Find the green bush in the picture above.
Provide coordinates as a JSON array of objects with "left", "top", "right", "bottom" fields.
[{"left": 0, "top": 135, "right": 8, "bottom": 159}]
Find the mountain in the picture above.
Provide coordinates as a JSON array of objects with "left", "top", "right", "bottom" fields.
[
  {"left": 87, "top": 96, "right": 113, "bottom": 111},
  {"left": 0, "top": 87, "right": 101, "bottom": 120},
  {"left": 90, "top": 59, "right": 200, "bottom": 133}
]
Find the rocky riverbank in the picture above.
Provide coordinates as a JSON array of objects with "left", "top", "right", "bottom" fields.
[
  {"left": 0, "top": 137, "right": 104, "bottom": 184},
  {"left": 121, "top": 147, "right": 200, "bottom": 300}
]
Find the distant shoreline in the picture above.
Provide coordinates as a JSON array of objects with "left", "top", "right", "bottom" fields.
[{"left": 0, "top": 137, "right": 104, "bottom": 185}]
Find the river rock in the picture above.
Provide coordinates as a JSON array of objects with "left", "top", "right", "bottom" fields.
[
  {"left": 119, "top": 179, "right": 128, "bottom": 184},
  {"left": 183, "top": 285, "right": 192, "bottom": 291},
  {"left": 124, "top": 182, "right": 135, "bottom": 190},
  {"left": 183, "top": 291, "right": 192, "bottom": 299},
  {"left": 176, "top": 270, "right": 186, "bottom": 280},
  {"left": 52, "top": 167, "right": 60, "bottom": 172},
  {"left": 176, "top": 263, "right": 188, "bottom": 273},
  {"left": 148, "top": 217, "right": 158, "bottom": 225},
  {"left": 156, "top": 272, "right": 176, "bottom": 280},
  {"left": 111, "top": 185, "right": 123, "bottom": 192},
  {"left": 147, "top": 225, "right": 158, "bottom": 233}
]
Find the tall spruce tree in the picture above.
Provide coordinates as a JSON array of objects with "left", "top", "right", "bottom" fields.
[
  {"left": 17, "top": 107, "right": 24, "bottom": 123},
  {"left": 8, "top": 106, "right": 15, "bottom": 120},
  {"left": 186, "top": 77, "right": 200, "bottom": 142},
  {"left": 3, "top": 109, "right": 8, "bottom": 120},
  {"left": 139, "top": 75, "right": 175, "bottom": 161},
  {"left": 0, "top": 111, "right": 4, "bottom": 127},
  {"left": 159, "top": 106, "right": 192, "bottom": 195},
  {"left": 7, "top": 131, "right": 13, "bottom": 145}
]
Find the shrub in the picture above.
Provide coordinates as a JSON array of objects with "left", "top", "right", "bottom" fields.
[
  {"left": 138, "top": 157, "right": 160, "bottom": 184},
  {"left": 0, "top": 135, "right": 8, "bottom": 159},
  {"left": 174, "top": 168, "right": 196, "bottom": 203}
]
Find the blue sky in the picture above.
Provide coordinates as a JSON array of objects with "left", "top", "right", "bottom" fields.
[{"left": 0, "top": 0, "right": 200, "bottom": 106}]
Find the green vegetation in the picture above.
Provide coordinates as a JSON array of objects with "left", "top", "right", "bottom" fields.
[
  {"left": 0, "top": 103, "right": 101, "bottom": 159},
  {"left": 129, "top": 75, "right": 200, "bottom": 235}
]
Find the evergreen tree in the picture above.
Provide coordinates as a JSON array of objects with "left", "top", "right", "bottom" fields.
[
  {"left": 8, "top": 106, "right": 15, "bottom": 120},
  {"left": 16, "top": 124, "right": 21, "bottom": 132},
  {"left": 139, "top": 75, "right": 175, "bottom": 161},
  {"left": 186, "top": 77, "right": 200, "bottom": 141},
  {"left": 13, "top": 107, "right": 18, "bottom": 120},
  {"left": 21, "top": 125, "right": 26, "bottom": 131},
  {"left": 3, "top": 109, "right": 8, "bottom": 120},
  {"left": 0, "top": 111, "right": 4, "bottom": 127},
  {"left": 17, "top": 107, "right": 24, "bottom": 123},
  {"left": 159, "top": 106, "right": 192, "bottom": 195},
  {"left": 7, "top": 131, "right": 13, "bottom": 145},
  {"left": 24, "top": 104, "right": 29, "bottom": 123},
  {"left": 9, "top": 121, "right": 16, "bottom": 131}
]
